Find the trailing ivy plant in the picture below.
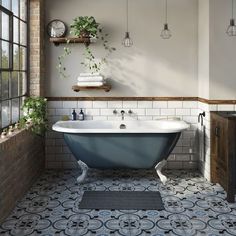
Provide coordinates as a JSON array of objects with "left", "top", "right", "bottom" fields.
[
  {"left": 57, "top": 16, "right": 116, "bottom": 78},
  {"left": 19, "top": 97, "right": 48, "bottom": 136},
  {"left": 81, "top": 28, "right": 116, "bottom": 73},
  {"left": 57, "top": 40, "right": 72, "bottom": 79}
]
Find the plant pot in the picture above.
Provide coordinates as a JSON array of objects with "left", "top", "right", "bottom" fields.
[{"left": 80, "top": 30, "right": 90, "bottom": 38}]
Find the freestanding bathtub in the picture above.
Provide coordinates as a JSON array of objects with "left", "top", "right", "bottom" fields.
[{"left": 52, "top": 119, "right": 189, "bottom": 184}]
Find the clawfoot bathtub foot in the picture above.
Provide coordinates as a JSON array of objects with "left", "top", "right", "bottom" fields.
[
  {"left": 155, "top": 160, "right": 168, "bottom": 185},
  {"left": 77, "top": 160, "right": 88, "bottom": 183}
]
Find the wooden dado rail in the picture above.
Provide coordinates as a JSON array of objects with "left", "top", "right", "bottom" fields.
[{"left": 46, "top": 97, "right": 236, "bottom": 104}]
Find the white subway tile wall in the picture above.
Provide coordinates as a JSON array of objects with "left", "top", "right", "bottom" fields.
[{"left": 46, "top": 101, "right": 236, "bottom": 174}]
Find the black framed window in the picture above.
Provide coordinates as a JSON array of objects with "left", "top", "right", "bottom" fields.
[{"left": 0, "top": 0, "right": 28, "bottom": 130}]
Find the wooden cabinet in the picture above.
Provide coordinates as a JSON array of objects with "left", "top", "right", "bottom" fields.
[{"left": 211, "top": 112, "right": 236, "bottom": 202}]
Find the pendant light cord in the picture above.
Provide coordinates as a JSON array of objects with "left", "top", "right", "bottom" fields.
[
  {"left": 126, "top": 0, "right": 129, "bottom": 32},
  {"left": 232, "top": 0, "right": 234, "bottom": 19},
  {"left": 165, "top": 0, "right": 168, "bottom": 24}
]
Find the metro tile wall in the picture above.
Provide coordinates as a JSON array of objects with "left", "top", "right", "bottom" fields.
[{"left": 46, "top": 100, "right": 200, "bottom": 170}]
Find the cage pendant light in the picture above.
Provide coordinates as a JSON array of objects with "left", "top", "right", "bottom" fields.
[
  {"left": 227, "top": 0, "right": 236, "bottom": 36},
  {"left": 122, "top": 0, "right": 133, "bottom": 47},
  {"left": 160, "top": 0, "right": 172, "bottom": 39}
]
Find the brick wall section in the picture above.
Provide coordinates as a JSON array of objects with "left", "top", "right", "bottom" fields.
[
  {"left": 29, "top": 0, "right": 45, "bottom": 96},
  {"left": 0, "top": 130, "right": 45, "bottom": 223}
]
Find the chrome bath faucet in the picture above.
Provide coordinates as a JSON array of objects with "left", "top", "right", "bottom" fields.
[
  {"left": 121, "top": 110, "right": 125, "bottom": 120},
  {"left": 113, "top": 109, "right": 133, "bottom": 120}
]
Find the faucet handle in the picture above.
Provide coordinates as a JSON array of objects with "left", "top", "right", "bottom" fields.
[
  {"left": 128, "top": 109, "right": 133, "bottom": 115},
  {"left": 113, "top": 109, "right": 118, "bottom": 115}
]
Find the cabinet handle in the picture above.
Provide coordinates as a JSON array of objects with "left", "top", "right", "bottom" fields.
[{"left": 215, "top": 127, "right": 220, "bottom": 137}]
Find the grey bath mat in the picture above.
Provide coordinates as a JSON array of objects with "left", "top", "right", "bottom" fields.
[{"left": 79, "top": 191, "right": 164, "bottom": 210}]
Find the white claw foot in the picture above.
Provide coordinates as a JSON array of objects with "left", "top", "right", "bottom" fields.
[
  {"left": 155, "top": 160, "right": 168, "bottom": 185},
  {"left": 77, "top": 160, "right": 88, "bottom": 183}
]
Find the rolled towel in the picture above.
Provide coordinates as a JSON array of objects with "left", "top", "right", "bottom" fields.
[
  {"left": 77, "top": 76, "right": 104, "bottom": 82},
  {"left": 77, "top": 82, "right": 104, "bottom": 87},
  {"left": 79, "top": 72, "right": 100, "bottom": 77}
]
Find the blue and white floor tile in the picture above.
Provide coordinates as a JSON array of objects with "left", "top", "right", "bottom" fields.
[{"left": 0, "top": 169, "right": 236, "bottom": 235}]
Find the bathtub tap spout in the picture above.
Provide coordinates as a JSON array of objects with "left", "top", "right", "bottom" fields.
[{"left": 121, "top": 110, "right": 125, "bottom": 120}]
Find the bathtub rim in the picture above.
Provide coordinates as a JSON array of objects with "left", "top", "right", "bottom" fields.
[{"left": 52, "top": 120, "right": 190, "bottom": 134}]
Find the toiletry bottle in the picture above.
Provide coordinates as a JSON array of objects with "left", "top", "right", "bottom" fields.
[
  {"left": 72, "top": 109, "right": 77, "bottom": 121},
  {"left": 78, "top": 109, "right": 85, "bottom": 121}
]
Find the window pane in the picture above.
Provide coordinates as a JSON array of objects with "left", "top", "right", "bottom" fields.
[
  {"left": 19, "top": 46, "right": 26, "bottom": 70},
  {"left": 2, "top": 100, "right": 10, "bottom": 127},
  {"left": 13, "top": 17, "right": 19, "bottom": 43},
  {"left": 1, "top": 72, "right": 9, "bottom": 99},
  {"left": 1, "top": 0, "right": 10, "bottom": 10},
  {"left": 1, "top": 12, "right": 9, "bottom": 40},
  {"left": 1, "top": 41, "right": 9, "bottom": 69},
  {"left": 11, "top": 71, "right": 18, "bottom": 97},
  {"left": 20, "top": 0, "right": 27, "bottom": 21},
  {"left": 12, "top": 0, "right": 19, "bottom": 17},
  {"left": 19, "top": 96, "right": 25, "bottom": 118},
  {"left": 12, "top": 98, "right": 19, "bottom": 123},
  {"left": 0, "top": 73, "right": 1, "bottom": 98},
  {"left": 13, "top": 44, "right": 19, "bottom": 70},
  {"left": 19, "top": 72, "right": 27, "bottom": 95},
  {"left": 20, "top": 21, "right": 27, "bottom": 46}
]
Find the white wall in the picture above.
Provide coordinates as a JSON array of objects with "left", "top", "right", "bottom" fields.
[
  {"left": 44, "top": 0, "right": 198, "bottom": 97},
  {"left": 198, "top": 0, "right": 210, "bottom": 99},
  {"left": 209, "top": 0, "right": 236, "bottom": 100}
]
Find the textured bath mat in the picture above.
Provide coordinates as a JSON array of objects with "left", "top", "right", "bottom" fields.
[{"left": 79, "top": 191, "right": 164, "bottom": 210}]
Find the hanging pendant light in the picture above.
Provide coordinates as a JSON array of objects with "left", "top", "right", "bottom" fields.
[
  {"left": 161, "top": 0, "right": 172, "bottom": 39},
  {"left": 122, "top": 0, "right": 133, "bottom": 47},
  {"left": 226, "top": 0, "right": 236, "bottom": 36}
]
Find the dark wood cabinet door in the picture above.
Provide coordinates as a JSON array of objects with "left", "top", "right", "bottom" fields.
[
  {"left": 210, "top": 113, "right": 218, "bottom": 183},
  {"left": 216, "top": 118, "right": 228, "bottom": 171},
  {"left": 210, "top": 112, "right": 236, "bottom": 203},
  {"left": 211, "top": 113, "right": 228, "bottom": 183}
]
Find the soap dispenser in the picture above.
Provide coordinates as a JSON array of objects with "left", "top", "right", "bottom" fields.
[
  {"left": 78, "top": 109, "right": 85, "bottom": 121},
  {"left": 72, "top": 109, "right": 77, "bottom": 121}
]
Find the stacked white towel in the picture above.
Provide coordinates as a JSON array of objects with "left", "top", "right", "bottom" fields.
[{"left": 77, "top": 73, "right": 105, "bottom": 87}]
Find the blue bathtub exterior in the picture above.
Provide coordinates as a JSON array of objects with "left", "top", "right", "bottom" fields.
[{"left": 63, "top": 133, "right": 181, "bottom": 169}]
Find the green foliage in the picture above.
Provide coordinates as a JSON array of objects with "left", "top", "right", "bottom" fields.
[
  {"left": 57, "top": 40, "right": 72, "bottom": 79},
  {"left": 81, "top": 28, "right": 116, "bottom": 73},
  {"left": 57, "top": 16, "right": 116, "bottom": 77},
  {"left": 20, "top": 97, "right": 48, "bottom": 136},
  {"left": 70, "top": 16, "right": 99, "bottom": 37}
]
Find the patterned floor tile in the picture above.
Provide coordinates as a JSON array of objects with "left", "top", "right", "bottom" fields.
[{"left": 1, "top": 169, "right": 236, "bottom": 236}]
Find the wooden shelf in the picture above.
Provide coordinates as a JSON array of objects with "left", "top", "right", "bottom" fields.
[
  {"left": 72, "top": 84, "right": 111, "bottom": 92},
  {"left": 50, "top": 37, "right": 91, "bottom": 46}
]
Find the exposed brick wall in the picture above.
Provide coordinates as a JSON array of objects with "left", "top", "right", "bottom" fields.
[
  {"left": 29, "top": 0, "right": 45, "bottom": 97},
  {"left": 0, "top": 130, "right": 45, "bottom": 223}
]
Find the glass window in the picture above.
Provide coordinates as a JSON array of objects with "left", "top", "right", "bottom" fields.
[
  {"left": 2, "top": 0, "right": 10, "bottom": 10},
  {"left": 1, "top": 12, "right": 9, "bottom": 40},
  {"left": 0, "top": 1, "right": 28, "bottom": 130}
]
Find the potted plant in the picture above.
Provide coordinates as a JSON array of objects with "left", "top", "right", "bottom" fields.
[
  {"left": 20, "top": 97, "right": 48, "bottom": 136},
  {"left": 70, "top": 16, "right": 99, "bottom": 38},
  {"left": 57, "top": 16, "right": 116, "bottom": 78}
]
